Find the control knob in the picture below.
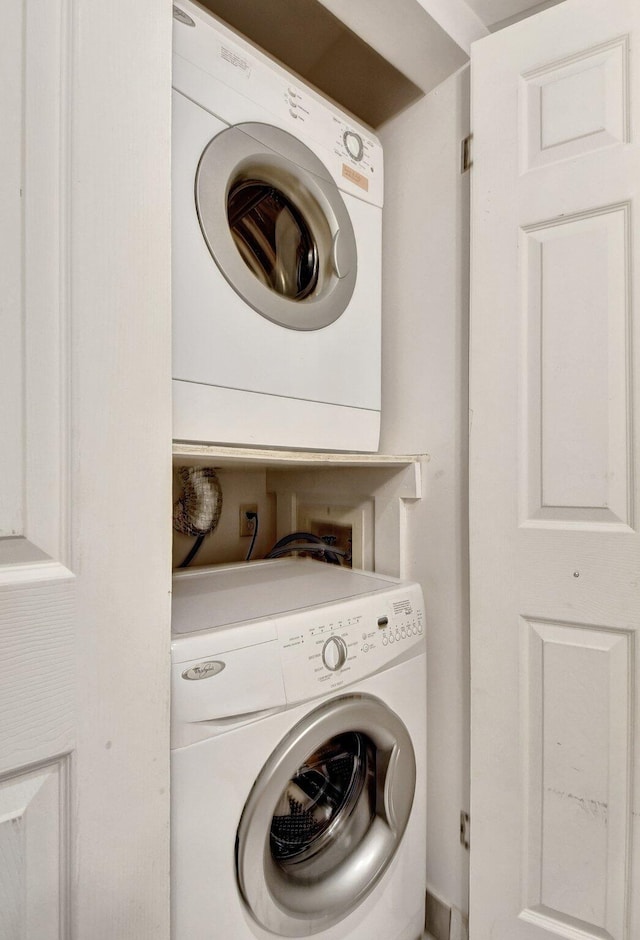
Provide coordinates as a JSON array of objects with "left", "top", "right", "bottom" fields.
[
  {"left": 343, "top": 131, "right": 364, "bottom": 162},
  {"left": 322, "top": 635, "right": 348, "bottom": 671}
]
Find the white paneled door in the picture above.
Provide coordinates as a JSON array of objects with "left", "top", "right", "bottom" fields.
[
  {"left": 1, "top": 1, "right": 171, "bottom": 937},
  {"left": 470, "top": 1, "right": 639, "bottom": 938}
]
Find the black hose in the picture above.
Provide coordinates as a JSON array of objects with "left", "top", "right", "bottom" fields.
[
  {"left": 265, "top": 532, "right": 345, "bottom": 566},
  {"left": 178, "top": 533, "right": 206, "bottom": 568}
]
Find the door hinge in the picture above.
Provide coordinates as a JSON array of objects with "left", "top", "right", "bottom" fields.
[
  {"left": 460, "top": 135, "right": 472, "bottom": 174},
  {"left": 460, "top": 810, "right": 470, "bottom": 850}
]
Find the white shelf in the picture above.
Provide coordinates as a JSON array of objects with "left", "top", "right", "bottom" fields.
[
  {"left": 172, "top": 443, "right": 428, "bottom": 577},
  {"left": 172, "top": 442, "right": 428, "bottom": 470}
]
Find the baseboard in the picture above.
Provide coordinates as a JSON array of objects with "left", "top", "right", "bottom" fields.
[{"left": 425, "top": 890, "right": 469, "bottom": 940}]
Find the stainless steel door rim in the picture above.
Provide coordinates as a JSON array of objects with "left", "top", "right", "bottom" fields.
[
  {"left": 195, "top": 122, "right": 358, "bottom": 331},
  {"left": 235, "top": 693, "right": 416, "bottom": 936}
]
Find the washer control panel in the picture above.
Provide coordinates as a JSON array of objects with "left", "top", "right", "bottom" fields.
[{"left": 277, "top": 581, "right": 425, "bottom": 704}]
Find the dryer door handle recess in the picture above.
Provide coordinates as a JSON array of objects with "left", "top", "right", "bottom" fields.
[
  {"left": 383, "top": 743, "right": 413, "bottom": 834},
  {"left": 331, "top": 228, "right": 353, "bottom": 280}
]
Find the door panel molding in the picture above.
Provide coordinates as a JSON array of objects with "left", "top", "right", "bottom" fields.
[
  {"left": 519, "top": 35, "right": 630, "bottom": 173},
  {"left": 1, "top": 0, "right": 72, "bottom": 572},
  {"left": 521, "top": 617, "right": 632, "bottom": 939},
  {"left": 0, "top": 756, "right": 71, "bottom": 940},
  {"left": 520, "top": 202, "right": 633, "bottom": 530}
]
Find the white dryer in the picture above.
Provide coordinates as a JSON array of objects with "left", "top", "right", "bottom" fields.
[
  {"left": 171, "top": 559, "right": 427, "bottom": 940},
  {"left": 172, "top": 1, "right": 383, "bottom": 452}
]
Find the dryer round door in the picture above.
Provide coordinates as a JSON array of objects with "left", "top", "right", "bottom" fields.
[
  {"left": 236, "top": 693, "right": 416, "bottom": 937},
  {"left": 195, "top": 122, "right": 357, "bottom": 331}
]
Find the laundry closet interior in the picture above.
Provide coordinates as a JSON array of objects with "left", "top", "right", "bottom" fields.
[
  {"left": 6, "top": 0, "right": 637, "bottom": 938},
  {"left": 169, "top": 0, "right": 471, "bottom": 934}
]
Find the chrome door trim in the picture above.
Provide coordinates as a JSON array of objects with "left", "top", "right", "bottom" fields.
[
  {"left": 195, "top": 122, "right": 357, "bottom": 331},
  {"left": 236, "top": 693, "right": 416, "bottom": 937}
]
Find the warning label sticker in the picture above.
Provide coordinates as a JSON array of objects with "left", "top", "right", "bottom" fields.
[
  {"left": 220, "top": 45, "right": 251, "bottom": 78},
  {"left": 342, "top": 164, "right": 369, "bottom": 192}
]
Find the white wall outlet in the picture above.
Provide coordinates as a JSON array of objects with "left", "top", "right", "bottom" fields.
[{"left": 239, "top": 504, "right": 258, "bottom": 537}]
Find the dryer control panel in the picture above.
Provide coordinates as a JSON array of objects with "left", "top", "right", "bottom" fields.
[
  {"left": 173, "top": 0, "right": 383, "bottom": 207},
  {"left": 276, "top": 582, "right": 425, "bottom": 704}
]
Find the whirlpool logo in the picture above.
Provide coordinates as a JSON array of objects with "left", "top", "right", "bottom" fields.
[{"left": 182, "top": 660, "right": 226, "bottom": 681}]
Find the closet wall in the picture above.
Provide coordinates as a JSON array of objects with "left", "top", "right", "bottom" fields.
[{"left": 379, "top": 66, "right": 471, "bottom": 916}]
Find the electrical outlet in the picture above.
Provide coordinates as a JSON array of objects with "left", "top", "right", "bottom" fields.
[{"left": 239, "top": 504, "right": 258, "bottom": 537}]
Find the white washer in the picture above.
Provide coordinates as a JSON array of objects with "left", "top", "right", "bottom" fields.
[
  {"left": 172, "top": 2, "right": 383, "bottom": 452},
  {"left": 171, "top": 559, "right": 426, "bottom": 940}
]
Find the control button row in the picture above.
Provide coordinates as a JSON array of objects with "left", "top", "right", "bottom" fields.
[{"left": 381, "top": 623, "right": 423, "bottom": 646}]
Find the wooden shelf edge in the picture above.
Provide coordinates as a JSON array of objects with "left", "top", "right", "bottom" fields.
[{"left": 172, "top": 442, "right": 429, "bottom": 470}]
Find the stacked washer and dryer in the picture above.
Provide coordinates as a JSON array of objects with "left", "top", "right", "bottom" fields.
[
  {"left": 170, "top": 3, "right": 427, "bottom": 939},
  {"left": 172, "top": 0, "right": 383, "bottom": 452}
]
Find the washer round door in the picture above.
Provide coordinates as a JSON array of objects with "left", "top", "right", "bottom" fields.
[
  {"left": 236, "top": 693, "right": 416, "bottom": 937},
  {"left": 195, "top": 122, "right": 357, "bottom": 331}
]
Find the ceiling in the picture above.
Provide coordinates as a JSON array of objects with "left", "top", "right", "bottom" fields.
[
  {"left": 464, "top": 0, "right": 564, "bottom": 30},
  {"left": 193, "top": 0, "right": 566, "bottom": 128},
  {"left": 199, "top": 0, "right": 467, "bottom": 127}
]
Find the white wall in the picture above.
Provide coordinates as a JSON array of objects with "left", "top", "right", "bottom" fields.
[
  {"left": 379, "top": 65, "right": 471, "bottom": 916},
  {"left": 172, "top": 469, "right": 276, "bottom": 567}
]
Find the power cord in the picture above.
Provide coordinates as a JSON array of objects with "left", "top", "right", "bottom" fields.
[
  {"left": 245, "top": 511, "right": 259, "bottom": 561},
  {"left": 178, "top": 532, "right": 206, "bottom": 568}
]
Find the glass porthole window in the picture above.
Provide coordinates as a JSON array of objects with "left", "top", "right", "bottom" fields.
[
  {"left": 227, "top": 180, "right": 319, "bottom": 301},
  {"left": 195, "top": 122, "right": 357, "bottom": 331},
  {"left": 270, "top": 732, "right": 375, "bottom": 875}
]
